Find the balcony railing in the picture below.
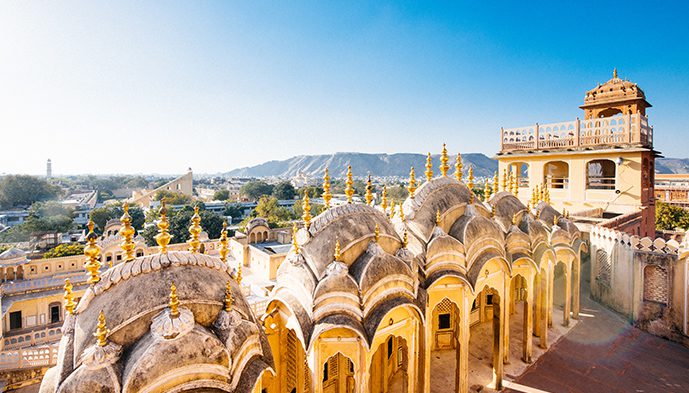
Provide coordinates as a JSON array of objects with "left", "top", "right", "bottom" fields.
[
  {"left": 500, "top": 113, "right": 653, "bottom": 153},
  {"left": 0, "top": 343, "right": 59, "bottom": 370}
]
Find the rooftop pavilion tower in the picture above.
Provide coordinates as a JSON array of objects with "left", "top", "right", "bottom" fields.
[{"left": 496, "top": 70, "right": 659, "bottom": 237}]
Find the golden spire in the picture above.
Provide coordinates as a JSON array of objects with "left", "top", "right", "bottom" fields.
[
  {"left": 169, "top": 282, "right": 180, "bottom": 318},
  {"left": 402, "top": 229, "right": 408, "bottom": 248},
  {"left": 374, "top": 223, "right": 380, "bottom": 243},
  {"left": 322, "top": 167, "right": 332, "bottom": 209},
  {"left": 187, "top": 206, "right": 202, "bottom": 253},
  {"left": 219, "top": 220, "right": 229, "bottom": 263},
  {"left": 120, "top": 203, "right": 135, "bottom": 262},
  {"left": 484, "top": 180, "right": 492, "bottom": 201},
  {"left": 467, "top": 166, "right": 474, "bottom": 190},
  {"left": 440, "top": 143, "right": 449, "bottom": 177},
  {"left": 291, "top": 223, "right": 300, "bottom": 254},
  {"left": 539, "top": 184, "right": 546, "bottom": 202},
  {"left": 425, "top": 152, "right": 433, "bottom": 182},
  {"left": 399, "top": 205, "right": 405, "bottom": 221},
  {"left": 155, "top": 200, "right": 171, "bottom": 253},
  {"left": 235, "top": 263, "right": 243, "bottom": 285},
  {"left": 302, "top": 191, "right": 312, "bottom": 230},
  {"left": 224, "top": 280, "right": 234, "bottom": 312},
  {"left": 493, "top": 171, "right": 499, "bottom": 195},
  {"left": 508, "top": 172, "right": 516, "bottom": 196},
  {"left": 435, "top": 209, "right": 441, "bottom": 226},
  {"left": 545, "top": 187, "right": 551, "bottom": 204},
  {"left": 501, "top": 169, "right": 508, "bottom": 192},
  {"left": 84, "top": 219, "right": 101, "bottom": 284},
  {"left": 407, "top": 167, "right": 417, "bottom": 199},
  {"left": 381, "top": 185, "right": 388, "bottom": 212},
  {"left": 345, "top": 165, "right": 354, "bottom": 204},
  {"left": 512, "top": 211, "right": 520, "bottom": 226},
  {"left": 94, "top": 310, "right": 109, "bottom": 347},
  {"left": 389, "top": 201, "right": 396, "bottom": 219},
  {"left": 455, "top": 153, "right": 463, "bottom": 182},
  {"left": 613, "top": 68, "right": 618, "bottom": 79},
  {"left": 365, "top": 174, "right": 374, "bottom": 206},
  {"left": 534, "top": 184, "right": 541, "bottom": 204},
  {"left": 334, "top": 238, "right": 342, "bottom": 262},
  {"left": 64, "top": 278, "right": 76, "bottom": 315}
]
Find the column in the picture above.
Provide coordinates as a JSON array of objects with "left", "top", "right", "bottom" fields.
[
  {"left": 459, "top": 297, "right": 470, "bottom": 393},
  {"left": 572, "top": 256, "right": 581, "bottom": 320},
  {"left": 423, "top": 305, "right": 432, "bottom": 393},
  {"left": 523, "top": 286, "right": 533, "bottom": 363},
  {"left": 503, "top": 279, "right": 511, "bottom": 364},
  {"left": 563, "top": 263, "right": 571, "bottom": 327},
  {"left": 539, "top": 273, "right": 549, "bottom": 349},
  {"left": 492, "top": 291, "right": 505, "bottom": 390}
]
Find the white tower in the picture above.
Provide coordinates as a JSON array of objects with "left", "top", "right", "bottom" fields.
[{"left": 46, "top": 159, "right": 52, "bottom": 179}]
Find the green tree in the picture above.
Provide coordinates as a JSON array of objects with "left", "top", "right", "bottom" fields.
[
  {"left": 0, "top": 175, "right": 61, "bottom": 208},
  {"left": 386, "top": 185, "right": 409, "bottom": 203},
  {"left": 240, "top": 181, "right": 274, "bottom": 201},
  {"left": 655, "top": 201, "right": 689, "bottom": 230},
  {"left": 213, "top": 189, "right": 231, "bottom": 201},
  {"left": 89, "top": 204, "right": 145, "bottom": 232},
  {"left": 43, "top": 243, "right": 84, "bottom": 258},
  {"left": 272, "top": 181, "right": 296, "bottom": 200},
  {"left": 168, "top": 205, "right": 226, "bottom": 244},
  {"left": 22, "top": 201, "right": 74, "bottom": 233},
  {"left": 224, "top": 203, "right": 245, "bottom": 222},
  {"left": 292, "top": 201, "right": 325, "bottom": 219},
  {"left": 153, "top": 190, "right": 192, "bottom": 205},
  {"left": 297, "top": 186, "right": 323, "bottom": 198}
]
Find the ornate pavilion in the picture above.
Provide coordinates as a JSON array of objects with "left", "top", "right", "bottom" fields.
[{"left": 40, "top": 145, "right": 585, "bottom": 393}]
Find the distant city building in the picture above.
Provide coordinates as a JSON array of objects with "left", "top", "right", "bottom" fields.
[
  {"left": 128, "top": 168, "right": 193, "bottom": 209},
  {"left": 46, "top": 159, "right": 52, "bottom": 179},
  {"left": 654, "top": 174, "right": 689, "bottom": 208}
]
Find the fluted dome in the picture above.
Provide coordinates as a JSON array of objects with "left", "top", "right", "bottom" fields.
[{"left": 40, "top": 251, "right": 274, "bottom": 393}]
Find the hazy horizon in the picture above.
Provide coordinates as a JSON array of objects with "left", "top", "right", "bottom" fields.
[{"left": 2, "top": 1, "right": 688, "bottom": 175}]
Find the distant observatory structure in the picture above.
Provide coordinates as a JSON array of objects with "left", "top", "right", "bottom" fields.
[{"left": 46, "top": 159, "right": 52, "bottom": 178}]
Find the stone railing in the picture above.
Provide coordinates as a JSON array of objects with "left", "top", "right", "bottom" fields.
[
  {"left": 3, "top": 323, "right": 63, "bottom": 350},
  {"left": 0, "top": 343, "right": 59, "bottom": 370},
  {"left": 590, "top": 225, "right": 684, "bottom": 256},
  {"left": 500, "top": 113, "right": 652, "bottom": 153}
]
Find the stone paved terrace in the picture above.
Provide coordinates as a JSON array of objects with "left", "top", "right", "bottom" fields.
[{"left": 504, "top": 264, "right": 689, "bottom": 393}]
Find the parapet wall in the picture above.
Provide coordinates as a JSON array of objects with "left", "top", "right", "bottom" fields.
[{"left": 589, "top": 225, "right": 688, "bottom": 344}]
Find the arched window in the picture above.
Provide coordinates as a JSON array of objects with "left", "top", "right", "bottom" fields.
[
  {"left": 598, "top": 107, "right": 623, "bottom": 118},
  {"left": 543, "top": 161, "right": 569, "bottom": 189},
  {"left": 587, "top": 159, "right": 616, "bottom": 190}
]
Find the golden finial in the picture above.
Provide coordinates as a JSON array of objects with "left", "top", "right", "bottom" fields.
[
  {"left": 381, "top": 185, "right": 388, "bottom": 212},
  {"left": 334, "top": 238, "right": 342, "bottom": 262},
  {"left": 169, "top": 282, "right": 180, "bottom": 318},
  {"left": 389, "top": 201, "right": 396, "bottom": 219},
  {"left": 484, "top": 180, "right": 492, "bottom": 201},
  {"left": 440, "top": 144, "right": 449, "bottom": 177},
  {"left": 435, "top": 209, "right": 441, "bottom": 226},
  {"left": 224, "top": 280, "right": 234, "bottom": 312},
  {"left": 219, "top": 220, "right": 229, "bottom": 263},
  {"left": 545, "top": 187, "right": 551, "bottom": 204},
  {"left": 291, "top": 223, "right": 300, "bottom": 254},
  {"left": 402, "top": 229, "right": 409, "bottom": 248},
  {"left": 155, "top": 200, "right": 171, "bottom": 254},
  {"left": 425, "top": 153, "right": 433, "bottom": 182},
  {"left": 64, "top": 278, "right": 76, "bottom": 315},
  {"left": 374, "top": 223, "right": 380, "bottom": 243},
  {"left": 455, "top": 153, "right": 463, "bottom": 182},
  {"left": 501, "top": 169, "right": 508, "bottom": 192},
  {"left": 302, "top": 191, "right": 312, "bottom": 230},
  {"left": 554, "top": 215, "right": 560, "bottom": 226},
  {"left": 407, "top": 167, "right": 417, "bottom": 198},
  {"left": 235, "top": 263, "right": 243, "bottom": 285},
  {"left": 94, "top": 310, "right": 109, "bottom": 347},
  {"left": 188, "top": 205, "right": 202, "bottom": 253},
  {"left": 508, "top": 172, "right": 516, "bottom": 196},
  {"left": 512, "top": 211, "right": 520, "bottom": 226},
  {"left": 322, "top": 167, "right": 332, "bottom": 209},
  {"left": 467, "top": 166, "right": 474, "bottom": 190},
  {"left": 399, "top": 205, "right": 405, "bottom": 221},
  {"left": 365, "top": 174, "right": 374, "bottom": 206},
  {"left": 613, "top": 68, "right": 618, "bottom": 79},
  {"left": 534, "top": 184, "right": 541, "bottom": 204},
  {"left": 120, "top": 203, "right": 135, "bottom": 262},
  {"left": 84, "top": 219, "right": 101, "bottom": 284},
  {"left": 493, "top": 171, "right": 499, "bottom": 194},
  {"left": 345, "top": 165, "right": 354, "bottom": 204}
]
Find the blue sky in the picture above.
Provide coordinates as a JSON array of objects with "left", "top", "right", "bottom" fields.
[{"left": 1, "top": 1, "right": 688, "bottom": 175}]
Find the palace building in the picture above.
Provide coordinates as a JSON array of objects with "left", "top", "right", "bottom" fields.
[
  {"left": 496, "top": 70, "right": 658, "bottom": 237},
  {"left": 31, "top": 146, "right": 586, "bottom": 393}
]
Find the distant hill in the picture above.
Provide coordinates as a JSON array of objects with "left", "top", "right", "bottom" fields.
[
  {"left": 226, "top": 152, "right": 498, "bottom": 179},
  {"left": 225, "top": 154, "right": 689, "bottom": 179},
  {"left": 656, "top": 158, "right": 689, "bottom": 174}
]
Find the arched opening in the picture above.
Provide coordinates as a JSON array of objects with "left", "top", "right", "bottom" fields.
[
  {"left": 543, "top": 161, "right": 569, "bottom": 189},
  {"left": 553, "top": 262, "right": 569, "bottom": 326},
  {"left": 598, "top": 107, "right": 622, "bottom": 118},
  {"left": 249, "top": 233, "right": 256, "bottom": 243},
  {"left": 430, "top": 298, "right": 461, "bottom": 393},
  {"left": 468, "top": 287, "right": 502, "bottom": 391},
  {"left": 587, "top": 159, "right": 616, "bottom": 190},
  {"left": 508, "top": 275, "right": 531, "bottom": 363},
  {"left": 6, "top": 267, "right": 15, "bottom": 281},
  {"left": 509, "top": 162, "right": 530, "bottom": 188},
  {"left": 322, "top": 352, "right": 355, "bottom": 393},
  {"left": 370, "top": 335, "right": 408, "bottom": 393}
]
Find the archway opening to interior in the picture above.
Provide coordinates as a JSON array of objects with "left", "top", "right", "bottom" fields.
[
  {"left": 322, "top": 352, "right": 355, "bottom": 393},
  {"left": 468, "top": 287, "right": 502, "bottom": 391},
  {"left": 370, "top": 335, "right": 408, "bottom": 393}
]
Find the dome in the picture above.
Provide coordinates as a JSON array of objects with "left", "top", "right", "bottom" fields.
[
  {"left": 582, "top": 71, "right": 651, "bottom": 109},
  {"left": 40, "top": 251, "right": 274, "bottom": 393}
]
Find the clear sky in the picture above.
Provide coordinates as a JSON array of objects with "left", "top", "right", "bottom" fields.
[{"left": 1, "top": 1, "right": 688, "bottom": 175}]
